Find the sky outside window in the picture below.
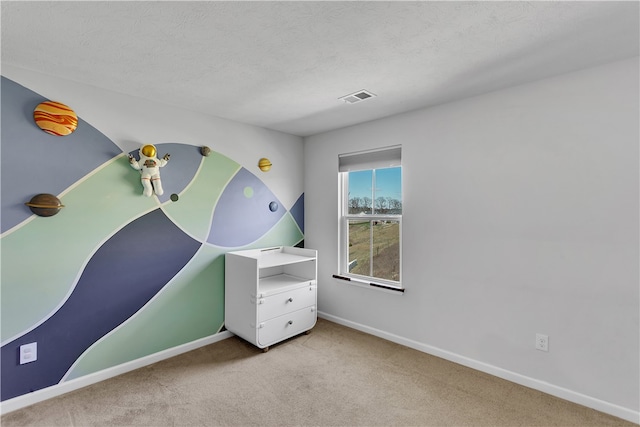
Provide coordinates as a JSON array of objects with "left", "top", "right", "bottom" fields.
[{"left": 348, "top": 167, "right": 402, "bottom": 202}]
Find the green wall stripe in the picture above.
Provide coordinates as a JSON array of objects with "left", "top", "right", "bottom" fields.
[
  {"left": 1, "top": 156, "right": 157, "bottom": 342},
  {"left": 64, "top": 212, "right": 304, "bottom": 379},
  {"left": 161, "top": 153, "right": 240, "bottom": 241},
  {"left": 64, "top": 245, "right": 225, "bottom": 379}
]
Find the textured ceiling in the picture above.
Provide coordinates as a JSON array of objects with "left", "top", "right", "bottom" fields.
[{"left": 2, "top": 1, "right": 639, "bottom": 137}]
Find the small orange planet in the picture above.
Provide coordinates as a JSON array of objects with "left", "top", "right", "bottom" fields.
[
  {"left": 258, "top": 158, "right": 272, "bottom": 172},
  {"left": 33, "top": 101, "right": 78, "bottom": 136}
]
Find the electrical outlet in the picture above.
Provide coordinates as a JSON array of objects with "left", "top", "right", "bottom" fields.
[
  {"left": 19, "top": 342, "right": 38, "bottom": 364},
  {"left": 535, "top": 333, "right": 548, "bottom": 352}
]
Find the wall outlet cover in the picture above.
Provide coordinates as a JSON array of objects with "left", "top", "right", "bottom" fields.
[
  {"left": 19, "top": 342, "right": 37, "bottom": 364},
  {"left": 535, "top": 333, "right": 549, "bottom": 352}
]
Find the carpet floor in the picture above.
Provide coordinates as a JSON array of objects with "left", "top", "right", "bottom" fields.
[{"left": 1, "top": 318, "right": 635, "bottom": 426}]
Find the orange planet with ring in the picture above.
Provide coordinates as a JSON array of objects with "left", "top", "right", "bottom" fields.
[{"left": 33, "top": 101, "right": 78, "bottom": 136}]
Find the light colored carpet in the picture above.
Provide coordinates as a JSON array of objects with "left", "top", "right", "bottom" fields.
[{"left": 1, "top": 318, "right": 635, "bottom": 426}]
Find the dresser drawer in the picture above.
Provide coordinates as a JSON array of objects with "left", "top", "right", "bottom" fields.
[
  {"left": 257, "top": 284, "right": 316, "bottom": 321},
  {"left": 257, "top": 306, "right": 316, "bottom": 347}
]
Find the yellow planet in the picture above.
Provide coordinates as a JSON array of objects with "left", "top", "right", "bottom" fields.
[{"left": 258, "top": 158, "right": 272, "bottom": 172}]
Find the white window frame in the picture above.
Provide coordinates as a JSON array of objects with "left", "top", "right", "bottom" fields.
[{"left": 337, "top": 146, "right": 403, "bottom": 292}]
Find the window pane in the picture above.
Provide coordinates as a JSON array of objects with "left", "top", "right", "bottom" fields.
[
  {"left": 372, "top": 220, "right": 400, "bottom": 281},
  {"left": 341, "top": 162, "right": 402, "bottom": 286},
  {"left": 347, "top": 220, "right": 371, "bottom": 276},
  {"left": 348, "top": 170, "right": 373, "bottom": 214},
  {"left": 374, "top": 167, "right": 402, "bottom": 214}
]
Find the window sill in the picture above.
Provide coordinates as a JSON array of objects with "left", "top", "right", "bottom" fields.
[{"left": 332, "top": 274, "right": 404, "bottom": 294}]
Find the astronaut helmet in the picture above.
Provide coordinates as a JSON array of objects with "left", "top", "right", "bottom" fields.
[{"left": 140, "top": 144, "right": 157, "bottom": 158}]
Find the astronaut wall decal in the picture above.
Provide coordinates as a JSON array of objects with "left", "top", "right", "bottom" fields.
[{"left": 129, "top": 144, "right": 170, "bottom": 197}]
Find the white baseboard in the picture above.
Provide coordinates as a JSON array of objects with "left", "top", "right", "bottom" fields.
[
  {"left": 0, "top": 331, "right": 234, "bottom": 415},
  {"left": 4, "top": 317, "right": 638, "bottom": 425},
  {"left": 318, "top": 311, "right": 640, "bottom": 425}
]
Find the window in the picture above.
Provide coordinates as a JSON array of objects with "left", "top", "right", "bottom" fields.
[{"left": 338, "top": 146, "right": 402, "bottom": 290}]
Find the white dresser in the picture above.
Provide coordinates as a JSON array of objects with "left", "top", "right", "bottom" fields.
[{"left": 224, "top": 246, "right": 317, "bottom": 351}]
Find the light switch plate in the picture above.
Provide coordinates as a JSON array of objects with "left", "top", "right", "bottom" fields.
[{"left": 19, "top": 342, "right": 37, "bottom": 364}]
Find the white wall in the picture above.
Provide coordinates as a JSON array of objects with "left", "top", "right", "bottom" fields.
[{"left": 304, "top": 57, "right": 639, "bottom": 422}]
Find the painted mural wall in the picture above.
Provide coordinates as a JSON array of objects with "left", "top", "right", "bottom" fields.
[{"left": 0, "top": 73, "right": 305, "bottom": 402}]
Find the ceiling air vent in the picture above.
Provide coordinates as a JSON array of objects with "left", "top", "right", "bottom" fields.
[{"left": 339, "top": 90, "right": 376, "bottom": 104}]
